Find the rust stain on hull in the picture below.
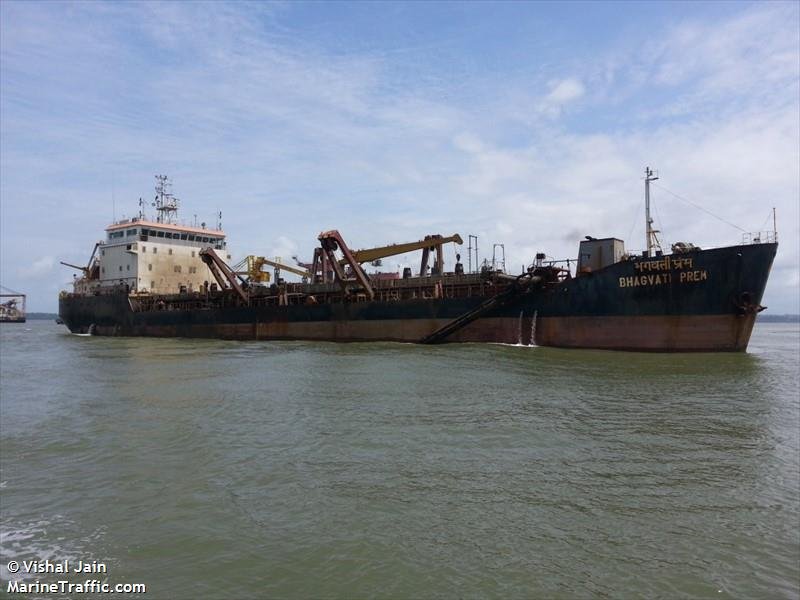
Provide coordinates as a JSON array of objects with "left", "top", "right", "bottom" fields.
[
  {"left": 536, "top": 314, "right": 757, "bottom": 352},
  {"left": 91, "top": 313, "right": 756, "bottom": 352}
]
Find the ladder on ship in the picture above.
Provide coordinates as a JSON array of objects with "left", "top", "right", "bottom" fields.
[{"left": 420, "top": 273, "right": 540, "bottom": 344}]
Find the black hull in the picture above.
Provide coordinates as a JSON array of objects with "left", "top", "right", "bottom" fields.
[{"left": 59, "top": 242, "right": 777, "bottom": 352}]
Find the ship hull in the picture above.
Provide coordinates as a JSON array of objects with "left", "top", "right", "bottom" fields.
[{"left": 59, "top": 242, "right": 777, "bottom": 352}]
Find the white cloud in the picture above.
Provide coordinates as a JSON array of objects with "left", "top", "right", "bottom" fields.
[
  {"left": 1, "top": 2, "right": 797, "bottom": 312},
  {"left": 269, "top": 236, "right": 299, "bottom": 265},
  {"left": 536, "top": 78, "right": 585, "bottom": 118},
  {"left": 21, "top": 256, "right": 55, "bottom": 279},
  {"left": 546, "top": 78, "right": 585, "bottom": 104}
]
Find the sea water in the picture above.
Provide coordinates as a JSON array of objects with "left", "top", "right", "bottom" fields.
[{"left": 1, "top": 321, "right": 798, "bottom": 598}]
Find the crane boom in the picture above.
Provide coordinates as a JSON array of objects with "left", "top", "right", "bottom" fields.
[
  {"left": 235, "top": 256, "right": 311, "bottom": 281},
  {"left": 346, "top": 233, "right": 463, "bottom": 264},
  {"left": 258, "top": 257, "right": 311, "bottom": 279},
  {"left": 199, "top": 249, "right": 249, "bottom": 304},
  {"left": 60, "top": 261, "right": 88, "bottom": 273}
]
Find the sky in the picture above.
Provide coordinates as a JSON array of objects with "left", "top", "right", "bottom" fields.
[{"left": 1, "top": 0, "right": 798, "bottom": 313}]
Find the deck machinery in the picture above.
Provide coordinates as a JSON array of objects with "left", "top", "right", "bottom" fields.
[{"left": 181, "top": 231, "right": 555, "bottom": 343}]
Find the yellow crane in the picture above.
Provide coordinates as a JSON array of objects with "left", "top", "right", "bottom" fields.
[{"left": 234, "top": 256, "right": 312, "bottom": 283}]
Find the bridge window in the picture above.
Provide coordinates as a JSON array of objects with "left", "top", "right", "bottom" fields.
[{"left": 180, "top": 233, "right": 188, "bottom": 240}]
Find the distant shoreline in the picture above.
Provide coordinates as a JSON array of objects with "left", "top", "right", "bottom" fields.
[
  {"left": 24, "top": 313, "right": 61, "bottom": 320},
  {"left": 756, "top": 314, "right": 800, "bottom": 323}
]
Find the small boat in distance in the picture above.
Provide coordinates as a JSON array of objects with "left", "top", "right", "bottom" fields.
[{"left": 0, "top": 287, "right": 26, "bottom": 323}]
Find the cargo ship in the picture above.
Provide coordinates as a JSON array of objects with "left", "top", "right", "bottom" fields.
[
  {"left": 58, "top": 170, "right": 778, "bottom": 352},
  {"left": 0, "top": 288, "right": 26, "bottom": 323}
]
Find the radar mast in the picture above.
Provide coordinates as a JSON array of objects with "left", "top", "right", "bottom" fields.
[{"left": 153, "top": 175, "right": 179, "bottom": 224}]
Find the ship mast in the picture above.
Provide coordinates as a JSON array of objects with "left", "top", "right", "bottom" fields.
[
  {"left": 644, "top": 167, "right": 662, "bottom": 256},
  {"left": 153, "top": 175, "right": 179, "bottom": 224}
]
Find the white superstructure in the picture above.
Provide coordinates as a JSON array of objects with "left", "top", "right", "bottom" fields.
[
  {"left": 70, "top": 176, "right": 231, "bottom": 295},
  {"left": 95, "top": 219, "right": 229, "bottom": 294}
]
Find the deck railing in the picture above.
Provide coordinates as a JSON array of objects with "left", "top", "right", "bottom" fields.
[{"left": 742, "top": 231, "right": 777, "bottom": 245}]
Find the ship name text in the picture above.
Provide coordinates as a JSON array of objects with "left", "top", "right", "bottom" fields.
[
  {"left": 619, "top": 270, "right": 708, "bottom": 288},
  {"left": 620, "top": 256, "right": 707, "bottom": 288},
  {"left": 633, "top": 256, "right": 693, "bottom": 272}
]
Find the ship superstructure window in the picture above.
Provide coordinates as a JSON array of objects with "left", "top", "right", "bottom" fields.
[
  {"left": 126, "top": 229, "right": 137, "bottom": 236},
  {"left": 142, "top": 246, "right": 146, "bottom": 252},
  {"left": 153, "top": 248, "right": 157, "bottom": 254},
  {"left": 148, "top": 264, "right": 152, "bottom": 271},
  {"left": 168, "top": 249, "right": 173, "bottom": 255},
  {"left": 181, "top": 234, "right": 187, "bottom": 240},
  {"left": 191, "top": 251, "right": 195, "bottom": 257},
  {"left": 157, "top": 231, "right": 164, "bottom": 237}
]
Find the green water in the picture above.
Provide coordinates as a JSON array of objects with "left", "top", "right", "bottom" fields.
[{"left": 1, "top": 321, "right": 798, "bottom": 599}]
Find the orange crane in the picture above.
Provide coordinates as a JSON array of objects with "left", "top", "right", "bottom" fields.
[
  {"left": 199, "top": 249, "right": 249, "bottom": 303},
  {"left": 312, "top": 231, "right": 464, "bottom": 298},
  {"left": 346, "top": 233, "right": 463, "bottom": 269}
]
